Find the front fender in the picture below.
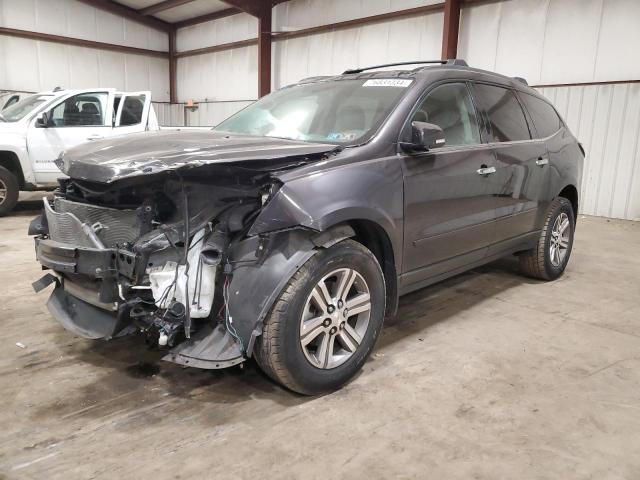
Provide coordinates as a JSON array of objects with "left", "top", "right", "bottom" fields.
[
  {"left": 226, "top": 226, "right": 354, "bottom": 356},
  {"left": 248, "top": 156, "right": 404, "bottom": 268},
  {"left": 0, "top": 134, "right": 34, "bottom": 184}
]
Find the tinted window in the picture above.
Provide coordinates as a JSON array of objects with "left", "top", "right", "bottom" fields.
[
  {"left": 410, "top": 83, "right": 480, "bottom": 146},
  {"left": 473, "top": 84, "right": 530, "bottom": 142},
  {"left": 118, "top": 94, "right": 146, "bottom": 126},
  {"left": 50, "top": 92, "right": 108, "bottom": 127},
  {"left": 519, "top": 93, "right": 561, "bottom": 138}
]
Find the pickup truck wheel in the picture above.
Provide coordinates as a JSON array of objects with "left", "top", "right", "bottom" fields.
[
  {"left": 255, "top": 239, "right": 385, "bottom": 395},
  {"left": 519, "top": 197, "right": 575, "bottom": 280},
  {"left": 0, "top": 166, "right": 19, "bottom": 216}
]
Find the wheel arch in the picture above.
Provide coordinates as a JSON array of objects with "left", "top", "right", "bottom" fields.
[
  {"left": 341, "top": 219, "right": 398, "bottom": 321},
  {"left": 0, "top": 150, "right": 25, "bottom": 188},
  {"left": 557, "top": 184, "right": 578, "bottom": 219}
]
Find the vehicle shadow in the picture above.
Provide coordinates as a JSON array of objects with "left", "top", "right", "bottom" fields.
[{"left": 40, "top": 255, "right": 539, "bottom": 419}]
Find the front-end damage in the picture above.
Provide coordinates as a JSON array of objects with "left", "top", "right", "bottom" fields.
[{"left": 30, "top": 135, "right": 347, "bottom": 369}]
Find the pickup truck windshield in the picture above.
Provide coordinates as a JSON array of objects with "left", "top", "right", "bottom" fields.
[
  {"left": 215, "top": 79, "right": 413, "bottom": 145},
  {"left": 0, "top": 94, "right": 53, "bottom": 122}
]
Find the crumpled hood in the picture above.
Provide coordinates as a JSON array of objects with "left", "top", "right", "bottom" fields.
[{"left": 57, "top": 130, "right": 340, "bottom": 183}]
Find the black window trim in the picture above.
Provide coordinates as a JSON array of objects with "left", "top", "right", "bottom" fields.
[{"left": 397, "top": 79, "right": 487, "bottom": 152}]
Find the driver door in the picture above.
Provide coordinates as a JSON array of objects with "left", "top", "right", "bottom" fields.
[
  {"left": 399, "top": 82, "right": 500, "bottom": 290},
  {"left": 27, "top": 89, "right": 115, "bottom": 183}
]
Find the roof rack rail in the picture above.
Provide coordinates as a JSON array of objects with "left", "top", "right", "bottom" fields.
[
  {"left": 343, "top": 59, "right": 468, "bottom": 75},
  {"left": 513, "top": 76, "right": 529, "bottom": 85}
]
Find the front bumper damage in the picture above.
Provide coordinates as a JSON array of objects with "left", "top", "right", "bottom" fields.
[{"left": 30, "top": 181, "right": 347, "bottom": 370}]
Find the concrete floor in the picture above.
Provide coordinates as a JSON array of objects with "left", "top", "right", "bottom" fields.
[{"left": 1, "top": 193, "right": 639, "bottom": 480}]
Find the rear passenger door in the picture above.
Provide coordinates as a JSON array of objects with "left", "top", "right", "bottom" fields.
[
  {"left": 113, "top": 91, "right": 152, "bottom": 135},
  {"left": 470, "top": 83, "right": 550, "bottom": 249}
]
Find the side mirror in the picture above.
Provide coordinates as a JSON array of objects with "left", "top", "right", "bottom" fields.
[
  {"left": 400, "top": 121, "right": 446, "bottom": 152},
  {"left": 35, "top": 111, "right": 51, "bottom": 128}
]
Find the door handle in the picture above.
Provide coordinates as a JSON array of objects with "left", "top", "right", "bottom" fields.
[
  {"left": 536, "top": 157, "right": 549, "bottom": 166},
  {"left": 476, "top": 165, "right": 496, "bottom": 176},
  {"left": 87, "top": 134, "right": 103, "bottom": 141}
]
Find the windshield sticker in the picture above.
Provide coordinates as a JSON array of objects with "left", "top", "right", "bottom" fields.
[{"left": 363, "top": 79, "right": 413, "bottom": 88}]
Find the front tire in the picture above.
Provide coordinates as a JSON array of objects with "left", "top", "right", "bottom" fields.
[
  {"left": 255, "top": 239, "right": 386, "bottom": 395},
  {"left": 0, "top": 166, "right": 19, "bottom": 216},
  {"left": 519, "top": 197, "right": 575, "bottom": 280}
]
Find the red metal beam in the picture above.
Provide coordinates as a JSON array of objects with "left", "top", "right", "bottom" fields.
[
  {"left": 174, "top": 38, "right": 258, "bottom": 58},
  {"left": 173, "top": 8, "right": 241, "bottom": 29},
  {"left": 441, "top": 0, "right": 461, "bottom": 59},
  {"left": 258, "top": 8, "right": 272, "bottom": 97},
  {"left": 140, "top": 0, "right": 196, "bottom": 16},
  {"left": 169, "top": 30, "right": 178, "bottom": 102},
  {"left": 77, "top": 0, "right": 173, "bottom": 32},
  {"left": 0, "top": 27, "right": 169, "bottom": 58},
  {"left": 219, "top": 0, "right": 264, "bottom": 18}
]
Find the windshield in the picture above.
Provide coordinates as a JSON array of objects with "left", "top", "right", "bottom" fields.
[
  {"left": 0, "top": 94, "right": 53, "bottom": 122},
  {"left": 214, "top": 78, "right": 413, "bottom": 145}
]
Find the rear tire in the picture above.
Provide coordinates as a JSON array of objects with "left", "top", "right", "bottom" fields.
[
  {"left": 0, "top": 166, "right": 19, "bottom": 216},
  {"left": 255, "top": 239, "right": 385, "bottom": 395},
  {"left": 519, "top": 197, "right": 575, "bottom": 280}
]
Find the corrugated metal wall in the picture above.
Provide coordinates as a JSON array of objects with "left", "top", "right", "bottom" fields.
[
  {"left": 0, "top": 0, "right": 170, "bottom": 101},
  {"left": 538, "top": 83, "right": 640, "bottom": 221}
]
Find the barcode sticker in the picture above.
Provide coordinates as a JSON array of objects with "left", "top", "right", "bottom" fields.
[{"left": 363, "top": 79, "right": 413, "bottom": 87}]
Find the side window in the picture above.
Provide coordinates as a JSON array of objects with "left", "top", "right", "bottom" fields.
[
  {"left": 519, "top": 93, "right": 562, "bottom": 138},
  {"left": 117, "top": 94, "right": 146, "bottom": 126},
  {"left": 472, "top": 84, "right": 530, "bottom": 142},
  {"left": 50, "top": 92, "right": 108, "bottom": 127},
  {"left": 410, "top": 83, "right": 481, "bottom": 146}
]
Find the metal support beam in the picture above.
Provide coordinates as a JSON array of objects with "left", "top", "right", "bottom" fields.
[
  {"left": 140, "top": 0, "right": 196, "bottom": 16},
  {"left": 219, "top": 0, "right": 264, "bottom": 18},
  {"left": 0, "top": 27, "right": 169, "bottom": 58},
  {"left": 258, "top": 7, "right": 272, "bottom": 97},
  {"left": 169, "top": 29, "right": 178, "bottom": 102},
  {"left": 441, "top": 0, "right": 461, "bottom": 59}
]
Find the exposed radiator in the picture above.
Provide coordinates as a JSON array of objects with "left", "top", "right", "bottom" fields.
[{"left": 53, "top": 197, "right": 141, "bottom": 247}]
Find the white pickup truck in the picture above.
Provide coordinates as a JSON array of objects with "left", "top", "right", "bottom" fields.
[{"left": 0, "top": 88, "right": 164, "bottom": 215}]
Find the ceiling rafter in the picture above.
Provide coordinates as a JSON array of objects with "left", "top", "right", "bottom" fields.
[
  {"left": 139, "top": 0, "right": 197, "bottom": 16},
  {"left": 219, "top": 0, "right": 268, "bottom": 18}
]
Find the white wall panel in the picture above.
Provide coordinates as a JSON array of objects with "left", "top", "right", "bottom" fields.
[
  {"left": 0, "top": 0, "right": 169, "bottom": 99},
  {"left": 273, "top": 0, "right": 440, "bottom": 31},
  {"left": 0, "top": 0, "right": 168, "bottom": 51},
  {"left": 274, "top": 12, "right": 443, "bottom": 89},
  {"left": 177, "top": 45, "right": 257, "bottom": 102},
  {"left": 0, "top": 37, "right": 170, "bottom": 100},
  {"left": 538, "top": 83, "right": 640, "bottom": 221},
  {"left": 459, "top": 0, "right": 640, "bottom": 86},
  {"left": 177, "top": 14, "right": 257, "bottom": 52}
]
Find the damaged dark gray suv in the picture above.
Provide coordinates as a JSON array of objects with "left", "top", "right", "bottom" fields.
[{"left": 30, "top": 60, "right": 583, "bottom": 395}]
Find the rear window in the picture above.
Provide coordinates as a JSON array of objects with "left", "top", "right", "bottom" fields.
[
  {"left": 472, "top": 84, "right": 531, "bottom": 143},
  {"left": 519, "top": 93, "right": 562, "bottom": 138}
]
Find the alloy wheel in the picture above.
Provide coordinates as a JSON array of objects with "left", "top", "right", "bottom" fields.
[
  {"left": 299, "top": 268, "right": 371, "bottom": 369},
  {"left": 0, "top": 178, "right": 6, "bottom": 204},
  {"left": 550, "top": 212, "right": 571, "bottom": 267}
]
